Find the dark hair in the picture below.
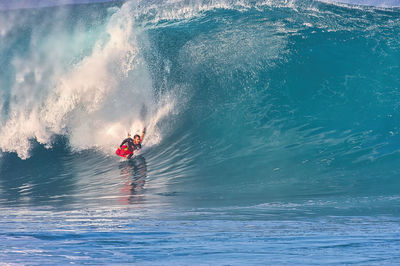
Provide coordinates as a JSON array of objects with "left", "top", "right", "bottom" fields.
[{"left": 134, "top": 134, "right": 140, "bottom": 139}]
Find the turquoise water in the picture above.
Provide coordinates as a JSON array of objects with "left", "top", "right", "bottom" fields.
[{"left": 1, "top": 0, "right": 400, "bottom": 264}]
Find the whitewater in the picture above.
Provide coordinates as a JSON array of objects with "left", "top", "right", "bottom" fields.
[{"left": 1, "top": 0, "right": 400, "bottom": 264}]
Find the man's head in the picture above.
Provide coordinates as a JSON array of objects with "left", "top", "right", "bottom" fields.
[{"left": 133, "top": 134, "right": 140, "bottom": 144}]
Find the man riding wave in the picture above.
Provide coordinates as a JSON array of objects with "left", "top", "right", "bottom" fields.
[{"left": 119, "top": 127, "right": 146, "bottom": 159}]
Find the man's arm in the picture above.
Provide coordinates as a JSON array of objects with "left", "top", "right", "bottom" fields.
[
  {"left": 140, "top": 127, "right": 146, "bottom": 142},
  {"left": 120, "top": 138, "right": 128, "bottom": 147}
]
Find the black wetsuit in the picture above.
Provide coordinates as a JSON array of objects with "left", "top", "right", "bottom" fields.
[
  {"left": 120, "top": 138, "right": 141, "bottom": 152},
  {"left": 133, "top": 143, "right": 141, "bottom": 151}
]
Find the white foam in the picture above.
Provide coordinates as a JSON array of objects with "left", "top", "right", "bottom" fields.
[{"left": 0, "top": 2, "right": 175, "bottom": 159}]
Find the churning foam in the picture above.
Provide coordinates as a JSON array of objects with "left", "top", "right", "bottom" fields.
[{"left": 0, "top": 2, "right": 174, "bottom": 159}]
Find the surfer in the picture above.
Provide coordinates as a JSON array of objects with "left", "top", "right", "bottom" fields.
[{"left": 119, "top": 127, "right": 146, "bottom": 159}]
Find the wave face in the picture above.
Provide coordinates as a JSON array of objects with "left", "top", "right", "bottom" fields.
[{"left": 1, "top": 0, "right": 400, "bottom": 211}]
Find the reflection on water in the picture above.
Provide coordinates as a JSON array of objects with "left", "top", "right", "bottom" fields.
[{"left": 119, "top": 155, "right": 147, "bottom": 204}]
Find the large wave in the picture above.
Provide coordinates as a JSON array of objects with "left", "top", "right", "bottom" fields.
[{"left": 0, "top": 0, "right": 400, "bottom": 205}]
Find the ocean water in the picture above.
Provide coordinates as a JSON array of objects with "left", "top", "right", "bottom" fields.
[{"left": 1, "top": 0, "right": 400, "bottom": 264}]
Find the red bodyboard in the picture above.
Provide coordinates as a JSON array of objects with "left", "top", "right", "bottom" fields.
[{"left": 115, "top": 145, "right": 133, "bottom": 158}]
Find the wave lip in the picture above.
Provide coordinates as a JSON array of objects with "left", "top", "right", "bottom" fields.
[{"left": 319, "top": 0, "right": 400, "bottom": 8}]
